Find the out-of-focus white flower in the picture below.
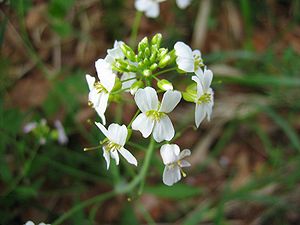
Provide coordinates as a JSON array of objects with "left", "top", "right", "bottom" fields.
[
  {"left": 24, "top": 221, "right": 50, "bottom": 225},
  {"left": 23, "top": 122, "right": 37, "bottom": 133},
  {"left": 176, "top": 0, "right": 192, "bottom": 9},
  {"left": 191, "top": 68, "right": 214, "bottom": 128},
  {"left": 135, "top": 0, "right": 166, "bottom": 18},
  {"left": 54, "top": 120, "right": 68, "bottom": 145},
  {"left": 132, "top": 87, "right": 181, "bottom": 142},
  {"left": 174, "top": 41, "right": 203, "bottom": 76},
  {"left": 105, "top": 40, "right": 125, "bottom": 64},
  {"left": 160, "top": 144, "right": 191, "bottom": 186},
  {"left": 86, "top": 59, "right": 116, "bottom": 125},
  {"left": 95, "top": 122, "right": 137, "bottom": 169},
  {"left": 120, "top": 72, "right": 137, "bottom": 91}
]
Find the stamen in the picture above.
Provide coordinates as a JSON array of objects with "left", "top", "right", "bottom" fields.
[
  {"left": 84, "top": 145, "right": 102, "bottom": 151},
  {"left": 197, "top": 93, "right": 211, "bottom": 104}
]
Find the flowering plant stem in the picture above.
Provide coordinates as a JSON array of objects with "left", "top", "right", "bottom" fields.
[
  {"left": 52, "top": 137, "right": 156, "bottom": 225},
  {"left": 130, "top": 11, "right": 143, "bottom": 47}
]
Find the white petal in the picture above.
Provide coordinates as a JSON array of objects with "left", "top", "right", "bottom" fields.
[
  {"left": 160, "top": 144, "right": 180, "bottom": 165},
  {"left": 176, "top": 57, "right": 194, "bottom": 72},
  {"left": 94, "top": 93, "right": 109, "bottom": 125},
  {"left": 174, "top": 42, "right": 193, "bottom": 58},
  {"left": 203, "top": 69, "right": 213, "bottom": 91},
  {"left": 153, "top": 115, "right": 175, "bottom": 142},
  {"left": 107, "top": 40, "right": 124, "bottom": 60},
  {"left": 95, "top": 122, "right": 109, "bottom": 138},
  {"left": 103, "top": 148, "right": 110, "bottom": 170},
  {"left": 95, "top": 59, "right": 116, "bottom": 92},
  {"left": 121, "top": 72, "right": 136, "bottom": 90},
  {"left": 23, "top": 122, "right": 37, "bottom": 133},
  {"left": 159, "top": 90, "right": 182, "bottom": 113},
  {"left": 176, "top": 0, "right": 192, "bottom": 9},
  {"left": 135, "top": 0, "right": 150, "bottom": 11},
  {"left": 118, "top": 147, "right": 138, "bottom": 166},
  {"left": 25, "top": 221, "right": 35, "bottom": 225},
  {"left": 162, "top": 165, "right": 181, "bottom": 186},
  {"left": 86, "top": 74, "right": 95, "bottom": 91},
  {"left": 179, "top": 159, "right": 191, "bottom": 167},
  {"left": 145, "top": 2, "right": 160, "bottom": 18},
  {"left": 195, "top": 103, "right": 206, "bottom": 128},
  {"left": 110, "top": 150, "right": 120, "bottom": 165},
  {"left": 54, "top": 120, "right": 68, "bottom": 145},
  {"left": 132, "top": 113, "right": 155, "bottom": 138},
  {"left": 107, "top": 124, "right": 127, "bottom": 146},
  {"left": 179, "top": 149, "right": 191, "bottom": 159},
  {"left": 134, "top": 87, "right": 159, "bottom": 113},
  {"left": 192, "top": 49, "right": 202, "bottom": 58}
]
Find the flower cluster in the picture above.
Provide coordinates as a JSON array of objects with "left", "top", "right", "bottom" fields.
[
  {"left": 23, "top": 119, "right": 68, "bottom": 145},
  {"left": 135, "top": 0, "right": 192, "bottom": 18},
  {"left": 85, "top": 33, "right": 214, "bottom": 186}
]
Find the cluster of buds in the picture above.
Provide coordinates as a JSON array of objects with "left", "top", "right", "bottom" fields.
[{"left": 85, "top": 33, "right": 214, "bottom": 186}]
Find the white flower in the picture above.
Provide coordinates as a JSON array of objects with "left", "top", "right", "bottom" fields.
[
  {"left": 54, "top": 120, "right": 68, "bottom": 145},
  {"left": 132, "top": 87, "right": 181, "bottom": 142},
  {"left": 105, "top": 40, "right": 125, "bottom": 64},
  {"left": 160, "top": 144, "right": 191, "bottom": 186},
  {"left": 86, "top": 59, "right": 116, "bottom": 125},
  {"left": 120, "top": 72, "right": 137, "bottom": 92},
  {"left": 174, "top": 41, "right": 203, "bottom": 76},
  {"left": 176, "top": 0, "right": 192, "bottom": 9},
  {"left": 135, "top": 0, "right": 166, "bottom": 18},
  {"left": 95, "top": 122, "right": 137, "bottom": 170},
  {"left": 191, "top": 68, "right": 214, "bottom": 128},
  {"left": 24, "top": 221, "right": 50, "bottom": 225}
]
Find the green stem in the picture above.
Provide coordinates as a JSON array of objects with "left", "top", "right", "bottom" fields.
[
  {"left": 52, "top": 191, "right": 116, "bottom": 225},
  {"left": 52, "top": 137, "right": 156, "bottom": 225},
  {"left": 128, "top": 109, "right": 141, "bottom": 129},
  {"left": 130, "top": 11, "right": 143, "bottom": 47},
  {"left": 152, "top": 67, "right": 178, "bottom": 77},
  {"left": 121, "top": 77, "right": 137, "bottom": 83}
]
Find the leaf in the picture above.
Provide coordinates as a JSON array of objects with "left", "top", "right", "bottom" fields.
[{"left": 145, "top": 184, "right": 202, "bottom": 199}]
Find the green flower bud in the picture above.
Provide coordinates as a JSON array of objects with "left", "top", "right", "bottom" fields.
[
  {"left": 158, "top": 48, "right": 168, "bottom": 59},
  {"left": 158, "top": 54, "right": 171, "bottom": 68},
  {"left": 150, "top": 63, "right": 158, "bottom": 71},
  {"left": 121, "top": 43, "right": 136, "bottom": 62},
  {"left": 130, "top": 80, "right": 144, "bottom": 95},
  {"left": 149, "top": 48, "right": 157, "bottom": 63},
  {"left": 186, "top": 83, "right": 197, "bottom": 93},
  {"left": 138, "top": 37, "right": 149, "bottom": 52},
  {"left": 151, "top": 33, "right": 162, "bottom": 47},
  {"left": 143, "top": 58, "right": 150, "bottom": 66},
  {"left": 182, "top": 92, "right": 196, "bottom": 103},
  {"left": 143, "top": 69, "right": 152, "bottom": 77},
  {"left": 126, "top": 64, "right": 138, "bottom": 72},
  {"left": 112, "top": 77, "right": 122, "bottom": 92},
  {"left": 144, "top": 47, "right": 151, "bottom": 58},
  {"left": 157, "top": 79, "right": 173, "bottom": 91}
]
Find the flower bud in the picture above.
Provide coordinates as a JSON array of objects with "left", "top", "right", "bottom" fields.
[
  {"left": 130, "top": 80, "right": 144, "bottom": 95},
  {"left": 121, "top": 43, "right": 136, "bottom": 62},
  {"left": 143, "top": 58, "right": 150, "bottom": 66},
  {"left": 150, "top": 63, "right": 158, "bottom": 71},
  {"left": 143, "top": 69, "right": 152, "bottom": 77},
  {"left": 158, "top": 48, "right": 168, "bottom": 59},
  {"left": 144, "top": 47, "right": 151, "bottom": 58},
  {"left": 149, "top": 48, "right": 157, "bottom": 63},
  {"left": 151, "top": 33, "right": 162, "bottom": 47},
  {"left": 138, "top": 37, "right": 149, "bottom": 52},
  {"left": 157, "top": 79, "right": 173, "bottom": 91},
  {"left": 158, "top": 54, "right": 171, "bottom": 68}
]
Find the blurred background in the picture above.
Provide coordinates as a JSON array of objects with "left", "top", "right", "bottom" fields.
[{"left": 1, "top": 0, "right": 300, "bottom": 224}]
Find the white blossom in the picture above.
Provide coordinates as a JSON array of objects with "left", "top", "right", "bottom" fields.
[
  {"left": 24, "top": 221, "right": 50, "bottom": 225},
  {"left": 135, "top": 0, "right": 166, "bottom": 18},
  {"left": 191, "top": 68, "right": 214, "bottom": 128},
  {"left": 95, "top": 122, "right": 137, "bottom": 169},
  {"left": 132, "top": 87, "right": 181, "bottom": 142},
  {"left": 120, "top": 72, "right": 137, "bottom": 92},
  {"left": 174, "top": 41, "right": 203, "bottom": 76},
  {"left": 176, "top": 0, "right": 192, "bottom": 9},
  {"left": 105, "top": 40, "right": 125, "bottom": 64},
  {"left": 160, "top": 144, "right": 191, "bottom": 186},
  {"left": 54, "top": 120, "right": 68, "bottom": 145},
  {"left": 86, "top": 59, "right": 116, "bottom": 125}
]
